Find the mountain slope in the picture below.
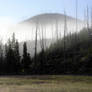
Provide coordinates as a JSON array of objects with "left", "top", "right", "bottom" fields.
[
  {"left": 22, "top": 13, "right": 82, "bottom": 25},
  {"left": 16, "top": 13, "right": 84, "bottom": 56}
]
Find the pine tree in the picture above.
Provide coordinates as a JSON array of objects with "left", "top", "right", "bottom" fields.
[
  {"left": 5, "top": 33, "right": 20, "bottom": 74},
  {"left": 6, "top": 39, "right": 15, "bottom": 74},
  {"left": 22, "top": 42, "right": 31, "bottom": 74},
  {"left": 15, "top": 40, "right": 21, "bottom": 74},
  {"left": 0, "top": 41, "right": 4, "bottom": 74}
]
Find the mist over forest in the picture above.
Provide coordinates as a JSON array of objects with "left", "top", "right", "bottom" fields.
[{"left": 0, "top": 0, "right": 92, "bottom": 75}]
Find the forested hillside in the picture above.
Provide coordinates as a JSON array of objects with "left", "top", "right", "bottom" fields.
[{"left": 0, "top": 27, "right": 92, "bottom": 75}]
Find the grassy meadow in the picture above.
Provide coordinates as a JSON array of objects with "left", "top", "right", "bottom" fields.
[{"left": 0, "top": 75, "right": 92, "bottom": 92}]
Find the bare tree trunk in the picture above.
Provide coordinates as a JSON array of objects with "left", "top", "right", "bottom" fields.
[
  {"left": 91, "top": 8, "right": 92, "bottom": 28},
  {"left": 75, "top": 0, "right": 78, "bottom": 43},
  {"left": 39, "top": 24, "right": 44, "bottom": 51},
  {"left": 44, "top": 26, "right": 47, "bottom": 49},
  {"left": 38, "top": 24, "right": 45, "bottom": 74},
  {"left": 84, "top": 9, "right": 87, "bottom": 28},
  {"left": 34, "top": 23, "right": 38, "bottom": 73},
  {"left": 87, "top": 6, "right": 89, "bottom": 29},
  {"left": 76, "top": 0, "right": 78, "bottom": 33},
  {"left": 73, "top": 0, "right": 78, "bottom": 62},
  {"left": 86, "top": 6, "right": 91, "bottom": 40},
  {"left": 64, "top": 10, "right": 67, "bottom": 63},
  {"left": 51, "top": 24, "right": 54, "bottom": 44},
  {"left": 56, "top": 20, "right": 59, "bottom": 41}
]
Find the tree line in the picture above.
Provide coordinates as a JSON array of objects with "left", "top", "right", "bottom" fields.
[
  {"left": 0, "top": 33, "right": 32, "bottom": 75},
  {"left": 0, "top": 27, "right": 92, "bottom": 75}
]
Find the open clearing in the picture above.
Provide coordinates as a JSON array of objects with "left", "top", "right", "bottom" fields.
[{"left": 0, "top": 75, "right": 92, "bottom": 92}]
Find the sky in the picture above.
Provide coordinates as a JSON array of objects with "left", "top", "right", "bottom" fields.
[{"left": 0, "top": 0, "right": 91, "bottom": 23}]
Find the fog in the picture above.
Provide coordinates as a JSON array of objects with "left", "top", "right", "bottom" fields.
[
  {"left": 0, "top": 15, "right": 84, "bottom": 44},
  {"left": 11, "top": 19, "right": 84, "bottom": 42}
]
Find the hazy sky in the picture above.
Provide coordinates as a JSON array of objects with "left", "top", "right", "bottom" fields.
[{"left": 0, "top": 0, "right": 91, "bottom": 23}]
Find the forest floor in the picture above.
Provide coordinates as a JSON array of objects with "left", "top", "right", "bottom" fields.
[{"left": 0, "top": 75, "right": 92, "bottom": 92}]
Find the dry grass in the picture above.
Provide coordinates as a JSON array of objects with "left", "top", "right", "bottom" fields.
[{"left": 0, "top": 75, "right": 92, "bottom": 92}]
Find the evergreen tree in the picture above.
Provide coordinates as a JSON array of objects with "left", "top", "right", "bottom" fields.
[
  {"left": 5, "top": 33, "right": 21, "bottom": 74},
  {"left": 22, "top": 42, "right": 31, "bottom": 74},
  {"left": 15, "top": 40, "right": 21, "bottom": 74},
  {"left": 6, "top": 40, "right": 15, "bottom": 74},
  {"left": 0, "top": 42, "right": 4, "bottom": 74}
]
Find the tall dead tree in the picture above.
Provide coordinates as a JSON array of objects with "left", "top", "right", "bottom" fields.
[
  {"left": 34, "top": 22, "right": 38, "bottom": 72},
  {"left": 40, "top": 24, "right": 44, "bottom": 51},
  {"left": 51, "top": 24, "right": 54, "bottom": 43},
  {"left": 76, "top": 0, "right": 78, "bottom": 33},
  {"left": 38, "top": 23, "right": 45, "bottom": 52},
  {"left": 87, "top": 6, "right": 89, "bottom": 29},
  {"left": 56, "top": 20, "right": 59, "bottom": 41},
  {"left": 72, "top": 0, "right": 79, "bottom": 63},
  {"left": 63, "top": 10, "right": 68, "bottom": 74},
  {"left": 84, "top": 9, "right": 87, "bottom": 28},
  {"left": 44, "top": 26, "right": 47, "bottom": 49},
  {"left": 91, "top": 8, "right": 92, "bottom": 28},
  {"left": 75, "top": 0, "right": 78, "bottom": 43},
  {"left": 64, "top": 10, "right": 67, "bottom": 62},
  {"left": 86, "top": 6, "right": 92, "bottom": 41},
  {"left": 38, "top": 23, "right": 46, "bottom": 74}
]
